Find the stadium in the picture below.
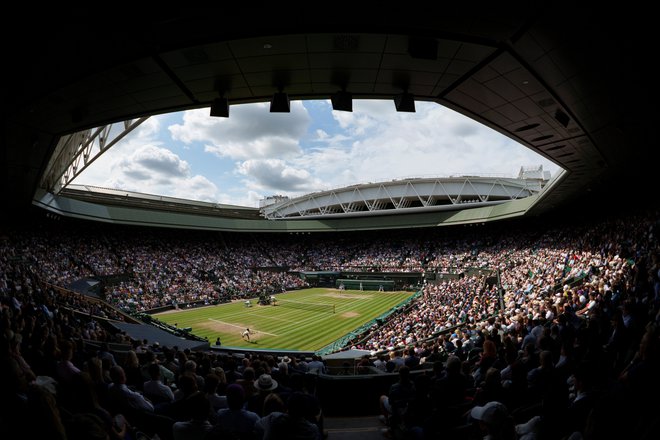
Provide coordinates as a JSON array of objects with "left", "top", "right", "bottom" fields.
[{"left": 1, "top": 6, "right": 658, "bottom": 440}]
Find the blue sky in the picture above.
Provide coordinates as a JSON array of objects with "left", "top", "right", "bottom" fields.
[{"left": 75, "top": 100, "right": 560, "bottom": 207}]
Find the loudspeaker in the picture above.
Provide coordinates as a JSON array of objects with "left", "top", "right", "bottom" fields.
[
  {"left": 270, "top": 92, "right": 290, "bottom": 112},
  {"left": 331, "top": 91, "right": 352, "bottom": 112},
  {"left": 394, "top": 93, "right": 415, "bottom": 112},
  {"left": 210, "top": 97, "right": 229, "bottom": 117}
]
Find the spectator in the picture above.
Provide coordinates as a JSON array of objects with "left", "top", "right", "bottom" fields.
[
  {"left": 208, "top": 383, "right": 259, "bottom": 440},
  {"left": 470, "top": 401, "right": 515, "bottom": 440}
]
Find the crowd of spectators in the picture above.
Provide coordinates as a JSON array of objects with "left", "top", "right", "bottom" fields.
[{"left": 1, "top": 208, "right": 659, "bottom": 438}]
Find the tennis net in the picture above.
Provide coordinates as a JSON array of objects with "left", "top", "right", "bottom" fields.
[{"left": 276, "top": 299, "right": 335, "bottom": 314}]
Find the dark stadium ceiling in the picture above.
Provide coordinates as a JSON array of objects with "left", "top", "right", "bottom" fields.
[{"left": 2, "top": 6, "right": 658, "bottom": 226}]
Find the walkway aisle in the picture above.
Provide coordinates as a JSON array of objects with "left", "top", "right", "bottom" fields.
[{"left": 325, "top": 416, "right": 385, "bottom": 440}]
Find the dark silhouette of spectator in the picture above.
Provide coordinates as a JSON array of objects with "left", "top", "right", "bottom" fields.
[
  {"left": 473, "top": 367, "right": 509, "bottom": 408},
  {"left": 379, "top": 365, "right": 416, "bottom": 436},
  {"left": 263, "top": 392, "right": 321, "bottom": 440},
  {"left": 143, "top": 362, "right": 175, "bottom": 406},
  {"left": 470, "top": 401, "right": 515, "bottom": 440},
  {"left": 247, "top": 374, "right": 280, "bottom": 417},
  {"left": 172, "top": 392, "right": 212, "bottom": 440},
  {"left": 208, "top": 383, "right": 259, "bottom": 440}
]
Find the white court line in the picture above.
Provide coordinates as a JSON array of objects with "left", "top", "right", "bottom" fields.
[
  {"left": 206, "top": 292, "right": 407, "bottom": 337},
  {"left": 253, "top": 313, "right": 299, "bottom": 323},
  {"left": 208, "top": 318, "right": 279, "bottom": 336}
]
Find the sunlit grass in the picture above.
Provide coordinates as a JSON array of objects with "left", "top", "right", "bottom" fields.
[{"left": 155, "top": 288, "right": 413, "bottom": 351}]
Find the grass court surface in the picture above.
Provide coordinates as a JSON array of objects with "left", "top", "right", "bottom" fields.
[{"left": 154, "top": 288, "right": 413, "bottom": 351}]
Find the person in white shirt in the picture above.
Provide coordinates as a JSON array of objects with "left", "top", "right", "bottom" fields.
[
  {"left": 143, "top": 362, "right": 175, "bottom": 404},
  {"left": 108, "top": 365, "right": 154, "bottom": 413},
  {"left": 242, "top": 328, "right": 252, "bottom": 341},
  {"left": 307, "top": 355, "right": 326, "bottom": 374}
]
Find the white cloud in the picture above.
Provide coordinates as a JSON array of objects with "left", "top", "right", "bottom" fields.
[
  {"left": 312, "top": 131, "right": 352, "bottom": 145},
  {"left": 332, "top": 111, "right": 375, "bottom": 136},
  {"left": 101, "top": 145, "right": 221, "bottom": 202},
  {"left": 170, "top": 175, "right": 220, "bottom": 202},
  {"left": 135, "top": 116, "right": 161, "bottom": 139},
  {"left": 224, "top": 100, "right": 560, "bottom": 201},
  {"left": 75, "top": 99, "right": 560, "bottom": 207},
  {"left": 168, "top": 102, "right": 311, "bottom": 160},
  {"left": 116, "top": 145, "right": 190, "bottom": 178},
  {"left": 202, "top": 136, "right": 300, "bottom": 161},
  {"left": 237, "top": 159, "right": 321, "bottom": 192},
  {"left": 75, "top": 119, "right": 223, "bottom": 203},
  {"left": 293, "top": 101, "right": 560, "bottom": 189}
]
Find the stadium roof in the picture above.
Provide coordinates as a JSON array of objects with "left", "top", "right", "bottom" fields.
[
  {"left": 260, "top": 173, "right": 548, "bottom": 219},
  {"left": 3, "top": 6, "right": 658, "bottom": 228}
]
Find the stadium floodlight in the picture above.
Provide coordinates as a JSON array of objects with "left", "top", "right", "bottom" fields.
[
  {"left": 394, "top": 92, "right": 416, "bottom": 112},
  {"left": 270, "top": 91, "right": 290, "bottom": 113},
  {"left": 554, "top": 108, "right": 570, "bottom": 127},
  {"left": 331, "top": 90, "right": 353, "bottom": 112},
  {"left": 209, "top": 97, "right": 229, "bottom": 117}
]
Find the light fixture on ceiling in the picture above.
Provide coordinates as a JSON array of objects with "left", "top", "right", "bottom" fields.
[
  {"left": 394, "top": 92, "right": 415, "bottom": 112},
  {"left": 331, "top": 90, "right": 352, "bottom": 112},
  {"left": 209, "top": 96, "right": 229, "bottom": 117},
  {"left": 270, "top": 90, "right": 290, "bottom": 113},
  {"left": 554, "top": 109, "right": 570, "bottom": 128}
]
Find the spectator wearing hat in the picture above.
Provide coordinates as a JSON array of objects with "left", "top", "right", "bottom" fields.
[
  {"left": 254, "top": 374, "right": 279, "bottom": 392},
  {"left": 470, "top": 401, "right": 515, "bottom": 440},
  {"left": 248, "top": 374, "right": 280, "bottom": 416}
]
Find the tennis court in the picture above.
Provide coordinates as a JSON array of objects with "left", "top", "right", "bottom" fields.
[{"left": 154, "top": 288, "right": 413, "bottom": 351}]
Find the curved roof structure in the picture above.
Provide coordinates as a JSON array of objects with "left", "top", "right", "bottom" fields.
[
  {"left": 2, "top": 6, "right": 657, "bottom": 228},
  {"left": 261, "top": 173, "right": 548, "bottom": 219}
]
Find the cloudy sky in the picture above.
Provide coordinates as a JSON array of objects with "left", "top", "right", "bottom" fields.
[{"left": 75, "top": 100, "right": 560, "bottom": 207}]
